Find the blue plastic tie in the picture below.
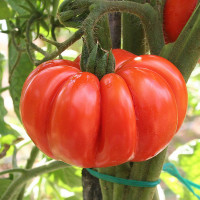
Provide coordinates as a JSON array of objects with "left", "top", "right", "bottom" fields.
[
  {"left": 86, "top": 162, "right": 200, "bottom": 199},
  {"left": 86, "top": 168, "right": 160, "bottom": 187},
  {"left": 163, "top": 162, "right": 200, "bottom": 200}
]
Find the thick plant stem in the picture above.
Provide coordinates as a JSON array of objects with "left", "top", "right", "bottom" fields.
[
  {"left": 25, "top": 146, "right": 40, "bottom": 169},
  {"left": 123, "top": 0, "right": 146, "bottom": 55},
  {"left": 83, "top": 1, "right": 164, "bottom": 54},
  {"left": 0, "top": 161, "right": 69, "bottom": 200},
  {"left": 152, "top": 188, "right": 160, "bottom": 200},
  {"left": 123, "top": 149, "right": 167, "bottom": 200},
  {"left": 94, "top": 0, "right": 112, "bottom": 50},
  {"left": 95, "top": 15, "right": 112, "bottom": 50},
  {"left": 112, "top": 163, "right": 131, "bottom": 200},
  {"left": 96, "top": 149, "right": 166, "bottom": 200},
  {"left": 98, "top": 167, "right": 115, "bottom": 200}
]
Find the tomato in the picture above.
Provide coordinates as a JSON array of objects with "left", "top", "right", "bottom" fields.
[
  {"left": 20, "top": 49, "right": 187, "bottom": 167},
  {"left": 163, "top": 0, "right": 198, "bottom": 43}
]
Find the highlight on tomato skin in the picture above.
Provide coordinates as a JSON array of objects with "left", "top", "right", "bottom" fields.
[
  {"left": 20, "top": 49, "right": 188, "bottom": 168},
  {"left": 116, "top": 55, "right": 187, "bottom": 162},
  {"left": 163, "top": 0, "right": 198, "bottom": 43},
  {"left": 122, "top": 55, "right": 188, "bottom": 132}
]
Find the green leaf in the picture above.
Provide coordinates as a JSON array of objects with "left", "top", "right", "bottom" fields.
[
  {"left": 0, "top": 178, "right": 12, "bottom": 198},
  {"left": 5, "top": 0, "right": 37, "bottom": 15},
  {"left": 161, "top": 139, "right": 200, "bottom": 200},
  {"left": 187, "top": 64, "right": 200, "bottom": 115},
  {"left": 0, "top": 0, "right": 12, "bottom": 19},
  {"left": 19, "top": 5, "right": 32, "bottom": 13},
  {"left": 8, "top": 40, "right": 34, "bottom": 120},
  {"left": 161, "top": 172, "right": 185, "bottom": 199},
  {"left": 0, "top": 53, "right": 19, "bottom": 137},
  {"left": 0, "top": 118, "right": 19, "bottom": 137},
  {"left": 47, "top": 166, "right": 82, "bottom": 199},
  {"left": 50, "top": 166, "right": 82, "bottom": 188},
  {"left": 0, "top": 134, "right": 17, "bottom": 158},
  {"left": 5, "top": 0, "right": 27, "bottom": 15}
]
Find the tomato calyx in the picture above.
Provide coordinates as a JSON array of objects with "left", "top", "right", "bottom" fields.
[{"left": 80, "top": 42, "right": 115, "bottom": 80}]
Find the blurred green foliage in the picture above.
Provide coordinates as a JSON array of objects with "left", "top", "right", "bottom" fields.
[
  {"left": 187, "top": 64, "right": 200, "bottom": 115},
  {"left": 161, "top": 139, "right": 200, "bottom": 200}
]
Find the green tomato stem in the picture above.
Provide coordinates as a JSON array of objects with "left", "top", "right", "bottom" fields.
[
  {"left": 98, "top": 166, "right": 115, "bottom": 200},
  {"left": 35, "top": 28, "right": 83, "bottom": 65},
  {"left": 83, "top": 1, "right": 164, "bottom": 55},
  {"left": 0, "top": 168, "right": 27, "bottom": 175},
  {"left": 152, "top": 188, "right": 160, "bottom": 200},
  {"left": 122, "top": 0, "right": 146, "bottom": 55},
  {"left": 112, "top": 163, "right": 131, "bottom": 200},
  {"left": 94, "top": 15, "right": 112, "bottom": 50},
  {"left": 123, "top": 149, "right": 167, "bottom": 200}
]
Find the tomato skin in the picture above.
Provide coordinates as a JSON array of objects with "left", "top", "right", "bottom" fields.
[
  {"left": 117, "top": 64, "right": 178, "bottom": 161},
  {"left": 123, "top": 55, "right": 188, "bottom": 132},
  {"left": 48, "top": 72, "right": 101, "bottom": 167},
  {"left": 74, "top": 55, "right": 81, "bottom": 65},
  {"left": 20, "top": 66, "right": 80, "bottom": 158},
  {"left": 20, "top": 49, "right": 187, "bottom": 167},
  {"left": 96, "top": 73, "right": 137, "bottom": 166},
  {"left": 163, "top": 0, "right": 198, "bottom": 43},
  {"left": 112, "top": 49, "right": 137, "bottom": 70}
]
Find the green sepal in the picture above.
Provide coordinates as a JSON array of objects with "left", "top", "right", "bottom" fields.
[
  {"left": 59, "top": 11, "right": 75, "bottom": 22},
  {"left": 106, "top": 50, "right": 115, "bottom": 74},
  {"left": 80, "top": 42, "right": 89, "bottom": 72},
  {"left": 58, "top": 0, "right": 91, "bottom": 28},
  {"left": 95, "top": 50, "right": 107, "bottom": 80},
  {"left": 86, "top": 43, "right": 98, "bottom": 74},
  {"left": 58, "top": 0, "right": 72, "bottom": 13},
  {"left": 58, "top": 9, "right": 89, "bottom": 28}
]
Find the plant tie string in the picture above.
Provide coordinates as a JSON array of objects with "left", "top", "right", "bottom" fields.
[
  {"left": 86, "top": 168, "right": 160, "bottom": 187},
  {"left": 86, "top": 162, "right": 200, "bottom": 199},
  {"left": 163, "top": 162, "right": 200, "bottom": 200}
]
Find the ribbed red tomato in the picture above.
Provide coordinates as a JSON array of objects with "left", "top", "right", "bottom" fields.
[
  {"left": 163, "top": 0, "right": 198, "bottom": 43},
  {"left": 20, "top": 49, "right": 187, "bottom": 167}
]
